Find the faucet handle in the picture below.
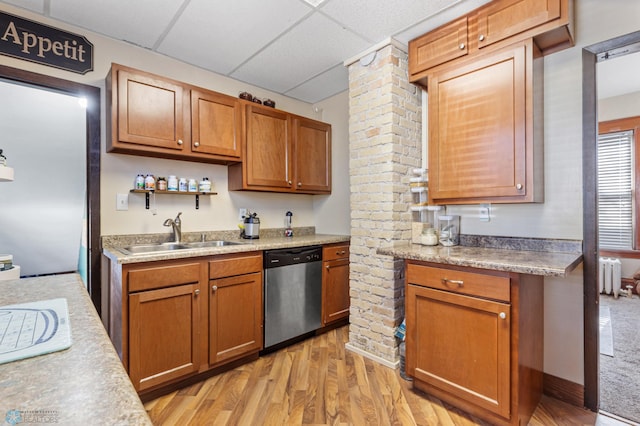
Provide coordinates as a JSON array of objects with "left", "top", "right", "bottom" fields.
[{"left": 175, "top": 212, "right": 182, "bottom": 223}]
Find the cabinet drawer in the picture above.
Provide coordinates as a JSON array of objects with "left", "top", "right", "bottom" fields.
[
  {"left": 323, "top": 243, "right": 350, "bottom": 261},
  {"left": 128, "top": 261, "right": 201, "bottom": 293},
  {"left": 209, "top": 251, "right": 262, "bottom": 279},
  {"left": 406, "top": 263, "right": 510, "bottom": 302}
]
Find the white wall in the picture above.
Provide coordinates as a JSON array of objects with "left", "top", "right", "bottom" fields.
[
  {"left": 0, "top": 3, "right": 351, "bottom": 238},
  {"left": 313, "top": 91, "right": 350, "bottom": 234}
]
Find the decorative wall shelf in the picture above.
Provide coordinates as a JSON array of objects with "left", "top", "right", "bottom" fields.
[{"left": 130, "top": 189, "right": 217, "bottom": 210}]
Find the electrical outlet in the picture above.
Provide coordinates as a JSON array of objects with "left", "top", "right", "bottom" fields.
[
  {"left": 479, "top": 204, "right": 491, "bottom": 222},
  {"left": 238, "top": 208, "right": 247, "bottom": 220},
  {"left": 116, "top": 193, "right": 128, "bottom": 211}
]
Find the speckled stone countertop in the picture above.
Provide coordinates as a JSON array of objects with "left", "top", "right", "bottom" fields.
[
  {"left": 0, "top": 274, "right": 152, "bottom": 425},
  {"left": 102, "top": 227, "right": 350, "bottom": 264},
  {"left": 378, "top": 235, "right": 583, "bottom": 277}
]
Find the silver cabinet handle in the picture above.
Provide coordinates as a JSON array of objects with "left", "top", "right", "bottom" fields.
[
  {"left": 441, "top": 278, "right": 464, "bottom": 287},
  {"left": 479, "top": 34, "right": 485, "bottom": 42},
  {"left": 459, "top": 43, "right": 465, "bottom": 50},
  {"left": 326, "top": 265, "right": 330, "bottom": 270},
  {"left": 297, "top": 182, "right": 302, "bottom": 187},
  {"left": 499, "top": 312, "right": 506, "bottom": 320},
  {"left": 337, "top": 250, "right": 346, "bottom": 255},
  {"left": 194, "top": 289, "right": 200, "bottom": 296},
  {"left": 211, "top": 285, "right": 218, "bottom": 292},
  {"left": 177, "top": 139, "right": 183, "bottom": 145},
  {"left": 288, "top": 180, "right": 292, "bottom": 185},
  {"left": 194, "top": 141, "right": 200, "bottom": 147},
  {"left": 516, "top": 183, "right": 523, "bottom": 190}
]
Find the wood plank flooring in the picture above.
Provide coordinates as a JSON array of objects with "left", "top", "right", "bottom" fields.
[{"left": 145, "top": 326, "right": 621, "bottom": 425}]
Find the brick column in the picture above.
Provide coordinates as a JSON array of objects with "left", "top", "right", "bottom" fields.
[{"left": 346, "top": 40, "right": 422, "bottom": 365}]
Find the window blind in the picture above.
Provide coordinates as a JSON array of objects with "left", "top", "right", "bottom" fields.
[{"left": 597, "top": 130, "right": 634, "bottom": 250}]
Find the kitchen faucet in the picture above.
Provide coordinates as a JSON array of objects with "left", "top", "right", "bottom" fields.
[{"left": 163, "top": 212, "right": 182, "bottom": 243}]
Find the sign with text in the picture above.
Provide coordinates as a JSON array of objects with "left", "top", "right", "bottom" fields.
[{"left": 0, "top": 11, "right": 93, "bottom": 74}]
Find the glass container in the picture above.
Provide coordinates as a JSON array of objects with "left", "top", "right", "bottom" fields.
[{"left": 438, "top": 215, "right": 460, "bottom": 246}]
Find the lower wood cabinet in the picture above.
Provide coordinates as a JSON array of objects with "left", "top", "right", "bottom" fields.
[
  {"left": 129, "top": 282, "right": 200, "bottom": 392},
  {"left": 322, "top": 243, "right": 350, "bottom": 325},
  {"left": 209, "top": 252, "right": 263, "bottom": 365},
  {"left": 405, "top": 261, "right": 543, "bottom": 426},
  {"left": 109, "top": 253, "right": 263, "bottom": 394}
]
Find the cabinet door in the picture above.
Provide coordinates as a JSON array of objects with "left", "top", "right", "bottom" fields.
[
  {"left": 409, "top": 16, "right": 468, "bottom": 77},
  {"left": 476, "top": 0, "right": 561, "bottom": 49},
  {"left": 116, "top": 68, "right": 186, "bottom": 151},
  {"left": 294, "top": 117, "right": 331, "bottom": 193},
  {"left": 245, "top": 105, "right": 292, "bottom": 190},
  {"left": 322, "top": 258, "right": 350, "bottom": 325},
  {"left": 209, "top": 272, "right": 263, "bottom": 365},
  {"left": 428, "top": 42, "right": 529, "bottom": 204},
  {"left": 406, "top": 284, "right": 511, "bottom": 419},
  {"left": 191, "top": 89, "right": 241, "bottom": 159},
  {"left": 129, "top": 283, "right": 200, "bottom": 391}
]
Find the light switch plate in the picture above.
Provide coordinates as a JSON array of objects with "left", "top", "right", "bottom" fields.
[
  {"left": 116, "top": 193, "right": 128, "bottom": 211},
  {"left": 238, "top": 208, "right": 247, "bottom": 220}
]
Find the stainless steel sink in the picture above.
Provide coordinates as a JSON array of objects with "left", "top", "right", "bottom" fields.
[
  {"left": 184, "top": 240, "right": 245, "bottom": 248},
  {"left": 117, "top": 242, "right": 190, "bottom": 255},
  {"left": 117, "top": 240, "right": 245, "bottom": 255}
]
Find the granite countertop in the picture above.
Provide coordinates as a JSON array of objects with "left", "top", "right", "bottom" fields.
[
  {"left": 378, "top": 237, "right": 583, "bottom": 277},
  {"left": 102, "top": 228, "right": 350, "bottom": 264},
  {"left": 0, "top": 274, "right": 152, "bottom": 425}
]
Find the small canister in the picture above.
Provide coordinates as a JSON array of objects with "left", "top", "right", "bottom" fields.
[
  {"left": 188, "top": 178, "right": 197, "bottom": 192},
  {"left": 0, "top": 254, "right": 13, "bottom": 271},
  {"left": 135, "top": 174, "right": 145, "bottom": 190},
  {"left": 438, "top": 215, "right": 460, "bottom": 246},
  {"left": 199, "top": 177, "right": 211, "bottom": 193},
  {"left": 167, "top": 175, "right": 178, "bottom": 191},
  {"left": 156, "top": 177, "right": 167, "bottom": 191},
  {"left": 144, "top": 174, "right": 155, "bottom": 190},
  {"left": 178, "top": 178, "right": 188, "bottom": 192}
]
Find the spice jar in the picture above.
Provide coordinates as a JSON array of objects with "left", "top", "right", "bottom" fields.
[{"left": 188, "top": 178, "right": 197, "bottom": 192}]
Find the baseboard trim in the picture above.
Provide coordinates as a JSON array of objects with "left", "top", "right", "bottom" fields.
[
  {"left": 345, "top": 342, "right": 400, "bottom": 369},
  {"left": 543, "top": 373, "right": 584, "bottom": 408}
]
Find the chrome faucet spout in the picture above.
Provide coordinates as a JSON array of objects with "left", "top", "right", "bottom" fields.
[{"left": 163, "top": 212, "right": 183, "bottom": 243}]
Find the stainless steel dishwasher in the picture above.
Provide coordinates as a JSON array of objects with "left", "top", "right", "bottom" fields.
[{"left": 263, "top": 246, "right": 322, "bottom": 349}]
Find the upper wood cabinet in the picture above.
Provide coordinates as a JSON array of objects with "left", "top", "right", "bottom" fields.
[
  {"left": 228, "top": 103, "right": 332, "bottom": 194},
  {"left": 294, "top": 116, "right": 332, "bottom": 193},
  {"left": 191, "top": 89, "right": 241, "bottom": 158},
  {"left": 107, "top": 63, "right": 241, "bottom": 164},
  {"left": 427, "top": 40, "right": 543, "bottom": 204},
  {"left": 409, "top": 0, "right": 573, "bottom": 84}
]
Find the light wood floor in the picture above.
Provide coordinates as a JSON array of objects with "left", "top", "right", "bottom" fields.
[{"left": 145, "top": 326, "right": 624, "bottom": 425}]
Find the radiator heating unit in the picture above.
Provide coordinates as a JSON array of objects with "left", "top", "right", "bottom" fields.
[{"left": 599, "top": 257, "right": 622, "bottom": 298}]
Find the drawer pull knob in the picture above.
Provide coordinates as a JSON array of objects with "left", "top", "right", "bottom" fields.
[
  {"left": 177, "top": 139, "right": 183, "bottom": 145},
  {"left": 211, "top": 285, "right": 218, "bottom": 292},
  {"left": 194, "top": 141, "right": 200, "bottom": 147},
  {"left": 326, "top": 265, "right": 330, "bottom": 270},
  {"left": 479, "top": 34, "right": 485, "bottom": 42},
  {"left": 459, "top": 43, "right": 465, "bottom": 50},
  {"left": 499, "top": 312, "right": 507, "bottom": 320},
  {"left": 442, "top": 278, "right": 464, "bottom": 287},
  {"left": 337, "top": 250, "right": 346, "bottom": 255},
  {"left": 194, "top": 289, "right": 200, "bottom": 296}
]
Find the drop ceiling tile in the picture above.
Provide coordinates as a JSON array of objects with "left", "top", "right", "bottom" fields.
[
  {"left": 285, "top": 64, "right": 348, "bottom": 103},
  {"left": 0, "top": 0, "right": 45, "bottom": 14},
  {"left": 48, "top": 0, "right": 185, "bottom": 48},
  {"left": 231, "top": 12, "right": 369, "bottom": 94},
  {"left": 320, "top": 0, "right": 460, "bottom": 42},
  {"left": 158, "top": 0, "right": 312, "bottom": 75}
]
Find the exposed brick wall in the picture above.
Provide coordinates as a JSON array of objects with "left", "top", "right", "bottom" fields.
[{"left": 347, "top": 42, "right": 422, "bottom": 363}]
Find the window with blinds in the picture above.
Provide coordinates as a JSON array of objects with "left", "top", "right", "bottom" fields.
[{"left": 597, "top": 130, "right": 635, "bottom": 250}]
